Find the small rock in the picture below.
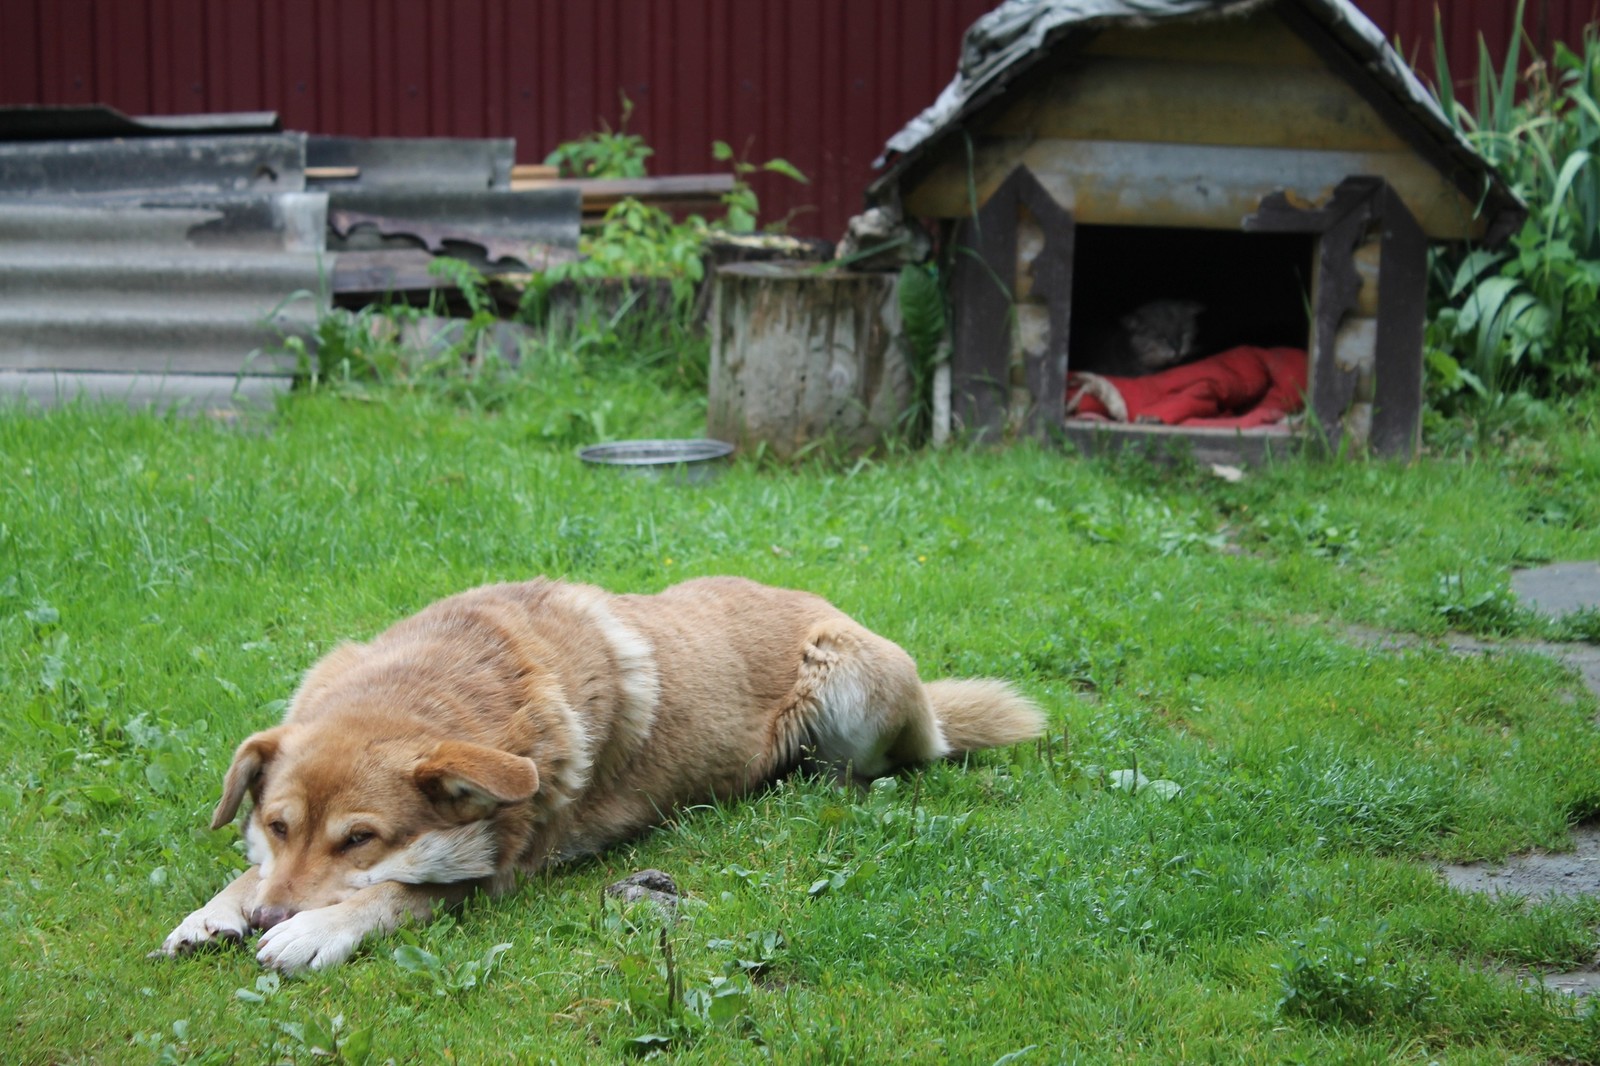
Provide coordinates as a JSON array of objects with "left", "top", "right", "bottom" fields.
[{"left": 605, "top": 869, "right": 682, "bottom": 913}]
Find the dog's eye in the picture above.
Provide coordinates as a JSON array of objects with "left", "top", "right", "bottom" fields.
[
  {"left": 269, "top": 820, "right": 288, "bottom": 839},
  {"left": 343, "top": 831, "right": 374, "bottom": 850}
]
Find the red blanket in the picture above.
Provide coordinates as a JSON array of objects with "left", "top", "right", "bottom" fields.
[{"left": 1066, "top": 346, "right": 1307, "bottom": 428}]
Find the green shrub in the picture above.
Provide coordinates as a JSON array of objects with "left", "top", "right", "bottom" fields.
[
  {"left": 1426, "top": 4, "right": 1600, "bottom": 407},
  {"left": 543, "top": 93, "right": 653, "bottom": 179},
  {"left": 1275, "top": 921, "right": 1434, "bottom": 1027}
]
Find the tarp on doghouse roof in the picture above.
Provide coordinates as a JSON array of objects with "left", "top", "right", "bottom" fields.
[{"left": 871, "top": 0, "right": 1525, "bottom": 242}]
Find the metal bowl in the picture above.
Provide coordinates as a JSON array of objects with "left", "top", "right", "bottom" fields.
[{"left": 577, "top": 439, "right": 735, "bottom": 483}]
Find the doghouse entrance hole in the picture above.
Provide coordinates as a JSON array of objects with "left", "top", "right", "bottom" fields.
[{"left": 1067, "top": 225, "right": 1315, "bottom": 375}]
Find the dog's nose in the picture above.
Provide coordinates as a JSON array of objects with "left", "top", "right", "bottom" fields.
[{"left": 250, "top": 905, "right": 296, "bottom": 930}]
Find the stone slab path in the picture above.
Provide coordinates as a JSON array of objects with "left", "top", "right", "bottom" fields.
[{"left": 1349, "top": 562, "right": 1600, "bottom": 992}]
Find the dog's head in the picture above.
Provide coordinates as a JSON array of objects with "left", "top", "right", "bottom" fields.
[{"left": 211, "top": 724, "right": 539, "bottom": 928}]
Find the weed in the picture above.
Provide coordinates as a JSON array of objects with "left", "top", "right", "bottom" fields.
[
  {"left": 611, "top": 920, "right": 762, "bottom": 1056},
  {"left": 710, "top": 138, "right": 809, "bottom": 233},
  {"left": 1275, "top": 921, "right": 1434, "bottom": 1027},
  {"left": 271, "top": 1014, "right": 377, "bottom": 1065},
  {"left": 1432, "top": 571, "right": 1525, "bottom": 634},
  {"left": 543, "top": 92, "right": 654, "bottom": 179},
  {"left": 393, "top": 941, "right": 513, "bottom": 998}
]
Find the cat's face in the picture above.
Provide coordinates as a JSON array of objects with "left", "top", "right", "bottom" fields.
[{"left": 1122, "top": 299, "right": 1204, "bottom": 370}]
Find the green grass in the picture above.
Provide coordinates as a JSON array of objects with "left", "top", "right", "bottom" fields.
[{"left": 4, "top": 349, "right": 1600, "bottom": 1064}]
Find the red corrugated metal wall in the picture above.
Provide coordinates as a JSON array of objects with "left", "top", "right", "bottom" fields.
[{"left": 1, "top": 1, "right": 1594, "bottom": 240}]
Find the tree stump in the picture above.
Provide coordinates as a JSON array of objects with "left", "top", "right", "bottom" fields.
[{"left": 708, "top": 261, "right": 910, "bottom": 459}]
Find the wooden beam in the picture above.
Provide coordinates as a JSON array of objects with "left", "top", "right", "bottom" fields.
[
  {"left": 510, "top": 164, "right": 559, "bottom": 183},
  {"left": 984, "top": 55, "right": 1410, "bottom": 154},
  {"left": 510, "top": 173, "right": 735, "bottom": 216},
  {"left": 1369, "top": 186, "right": 1427, "bottom": 458},
  {"left": 903, "top": 137, "right": 1485, "bottom": 239},
  {"left": 948, "top": 165, "right": 1075, "bottom": 441}
]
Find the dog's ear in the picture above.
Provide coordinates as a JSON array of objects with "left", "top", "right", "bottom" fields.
[
  {"left": 414, "top": 741, "right": 540, "bottom": 822},
  {"left": 212, "top": 727, "right": 290, "bottom": 830}
]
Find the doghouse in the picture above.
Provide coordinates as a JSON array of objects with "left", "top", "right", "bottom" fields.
[{"left": 868, "top": 0, "right": 1524, "bottom": 460}]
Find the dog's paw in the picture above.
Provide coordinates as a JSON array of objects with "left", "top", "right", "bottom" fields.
[
  {"left": 255, "top": 907, "right": 367, "bottom": 974},
  {"left": 152, "top": 901, "right": 252, "bottom": 958}
]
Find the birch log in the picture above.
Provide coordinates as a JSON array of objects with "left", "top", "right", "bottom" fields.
[{"left": 708, "top": 262, "right": 910, "bottom": 459}]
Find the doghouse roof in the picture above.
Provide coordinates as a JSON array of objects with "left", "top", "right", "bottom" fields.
[{"left": 870, "top": 0, "right": 1524, "bottom": 242}]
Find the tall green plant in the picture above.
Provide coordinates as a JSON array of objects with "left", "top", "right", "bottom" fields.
[
  {"left": 1427, "top": 3, "right": 1600, "bottom": 407},
  {"left": 544, "top": 93, "right": 654, "bottom": 179}
]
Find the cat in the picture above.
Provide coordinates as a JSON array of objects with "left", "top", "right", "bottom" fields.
[{"left": 1073, "top": 298, "right": 1205, "bottom": 378}]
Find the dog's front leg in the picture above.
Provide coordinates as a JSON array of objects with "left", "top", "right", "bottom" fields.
[
  {"left": 255, "top": 880, "right": 468, "bottom": 974},
  {"left": 154, "top": 865, "right": 261, "bottom": 957}
]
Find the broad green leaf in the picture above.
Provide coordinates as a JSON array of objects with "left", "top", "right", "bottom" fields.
[
  {"left": 762, "top": 157, "right": 809, "bottom": 184},
  {"left": 898, "top": 264, "right": 947, "bottom": 369}
]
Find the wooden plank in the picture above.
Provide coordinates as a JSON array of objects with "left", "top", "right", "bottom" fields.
[
  {"left": 1353, "top": 238, "right": 1382, "bottom": 317},
  {"left": 946, "top": 165, "right": 1075, "bottom": 440},
  {"left": 903, "top": 137, "right": 1485, "bottom": 239},
  {"left": 511, "top": 173, "right": 735, "bottom": 215},
  {"left": 1061, "top": 419, "right": 1303, "bottom": 466},
  {"left": 1277, "top": 2, "right": 1518, "bottom": 246},
  {"left": 1012, "top": 180, "right": 1074, "bottom": 436},
  {"left": 983, "top": 55, "right": 1410, "bottom": 153},
  {"left": 1080, "top": 8, "right": 1322, "bottom": 67},
  {"left": 511, "top": 163, "right": 559, "bottom": 182},
  {"left": 1369, "top": 185, "right": 1427, "bottom": 458},
  {"left": 949, "top": 172, "right": 1019, "bottom": 441},
  {"left": 1334, "top": 315, "right": 1378, "bottom": 453},
  {"left": 1306, "top": 190, "right": 1375, "bottom": 454},
  {"left": 331, "top": 250, "right": 451, "bottom": 295},
  {"left": 1334, "top": 317, "right": 1378, "bottom": 372}
]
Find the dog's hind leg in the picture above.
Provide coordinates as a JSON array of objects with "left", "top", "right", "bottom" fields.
[{"left": 766, "top": 621, "right": 950, "bottom": 784}]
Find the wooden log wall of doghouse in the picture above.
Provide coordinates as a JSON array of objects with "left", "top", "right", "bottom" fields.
[
  {"left": 949, "top": 166, "right": 1074, "bottom": 441},
  {"left": 1244, "top": 176, "right": 1427, "bottom": 456}
]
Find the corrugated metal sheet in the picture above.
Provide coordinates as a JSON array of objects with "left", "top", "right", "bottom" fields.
[
  {"left": 0, "top": 130, "right": 326, "bottom": 410},
  {"left": 0, "top": 1, "right": 1591, "bottom": 242}
]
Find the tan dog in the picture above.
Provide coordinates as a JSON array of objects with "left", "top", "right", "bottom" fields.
[{"left": 155, "top": 577, "right": 1045, "bottom": 973}]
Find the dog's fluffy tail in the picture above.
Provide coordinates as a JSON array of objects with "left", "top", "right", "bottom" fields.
[{"left": 924, "top": 679, "right": 1046, "bottom": 755}]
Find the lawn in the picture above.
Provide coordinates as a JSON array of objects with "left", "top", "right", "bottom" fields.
[{"left": 4, "top": 345, "right": 1600, "bottom": 1064}]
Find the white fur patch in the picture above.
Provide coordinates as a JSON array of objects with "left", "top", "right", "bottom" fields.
[
  {"left": 256, "top": 902, "right": 370, "bottom": 973},
  {"left": 354, "top": 822, "right": 498, "bottom": 887},
  {"left": 552, "top": 584, "right": 661, "bottom": 773},
  {"left": 1066, "top": 373, "right": 1129, "bottom": 422},
  {"left": 532, "top": 671, "right": 593, "bottom": 810},
  {"left": 244, "top": 819, "right": 275, "bottom": 876},
  {"left": 804, "top": 648, "right": 897, "bottom": 777}
]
